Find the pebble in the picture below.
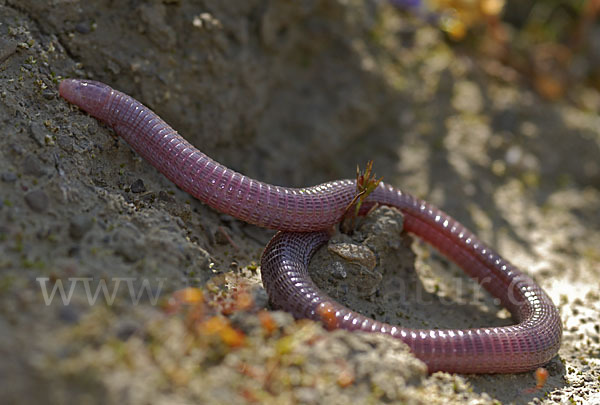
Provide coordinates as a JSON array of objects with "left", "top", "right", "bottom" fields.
[
  {"left": 75, "top": 22, "right": 91, "bottom": 34},
  {"left": 41, "top": 89, "right": 55, "bottom": 100},
  {"left": 139, "top": 3, "right": 177, "bottom": 50},
  {"left": 219, "top": 214, "right": 236, "bottom": 223},
  {"left": 505, "top": 145, "right": 523, "bottom": 166},
  {"left": 22, "top": 155, "right": 47, "bottom": 177},
  {"left": 10, "top": 143, "right": 24, "bottom": 156},
  {"left": 158, "top": 190, "right": 174, "bottom": 202},
  {"left": 24, "top": 189, "right": 49, "bottom": 212},
  {"left": 58, "top": 306, "right": 80, "bottom": 324},
  {"left": 67, "top": 246, "right": 80, "bottom": 257},
  {"left": 69, "top": 214, "right": 94, "bottom": 240},
  {"left": 56, "top": 133, "right": 74, "bottom": 152},
  {"left": 112, "top": 226, "right": 145, "bottom": 262},
  {"left": 1, "top": 172, "right": 17, "bottom": 182},
  {"left": 29, "top": 122, "right": 48, "bottom": 146},
  {"left": 115, "top": 319, "right": 140, "bottom": 340},
  {"left": 130, "top": 178, "right": 146, "bottom": 193},
  {"left": 214, "top": 227, "right": 230, "bottom": 245},
  {"left": 329, "top": 261, "right": 347, "bottom": 279},
  {"left": 86, "top": 118, "right": 98, "bottom": 135},
  {"left": 0, "top": 38, "right": 17, "bottom": 64},
  {"left": 252, "top": 287, "right": 269, "bottom": 309},
  {"left": 328, "top": 242, "right": 377, "bottom": 271}
]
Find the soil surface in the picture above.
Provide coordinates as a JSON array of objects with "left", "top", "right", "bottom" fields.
[{"left": 1, "top": 1, "right": 599, "bottom": 404}]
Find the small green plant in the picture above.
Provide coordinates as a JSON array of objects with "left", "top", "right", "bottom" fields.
[{"left": 344, "top": 160, "right": 383, "bottom": 223}]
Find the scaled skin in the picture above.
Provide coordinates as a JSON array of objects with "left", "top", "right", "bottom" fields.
[{"left": 59, "top": 79, "right": 562, "bottom": 373}]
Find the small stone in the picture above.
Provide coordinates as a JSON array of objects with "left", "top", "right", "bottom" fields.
[
  {"left": 69, "top": 214, "right": 93, "bottom": 240},
  {"left": 215, "top": 228, "right": 229, "bottom": 245},
  {"left": 115, "top": 319, "right": 139, "bottom": 340},
  {"left": 252, "top": 287, "right": 269, "bottom": 309},
  {"left": 295, "top": 388, "right": 320, "bottom": 405},
  {"left": 56, "top": 133, "right": 74, "bottom": 152},
  {"left": 75, "top": 22, "right": 91, "bottom": 34},
  {"left": 29, "top": 122, "right": 48, "bottom": 147},
  {"left": 330, "top": 261, "right": 347, "bottom": 279},
  {"left": 10, "top": 143, "right": 24, "bottom": 156},
  {"left": 22, "top": 155, "right": 47, "bottom": 177},
  {"left": 41, "top": 89, "right": 55, "bottom": 100},
  {"left": 86, "top": 119, "right": 98, "bottom": 135},
  {"left": 24, "top": 189, "right": 49, "bottom": 212},
  {"left": 130, "top": 178, "right": 146, "bottom": 193},
  {"left": 0, "top": 39, "right": 17, "bottom": 64},
  {"left": 158, "top": 190, "right": 174, "bottom": 202},
  {"left": 58, "top": 306, "right": 80, "bottom": 324},
  {"left": 505, "top": 145, "right": 522, "bottom": 166},
  {"left": 219, "top": 214, "right": 236, "bottom": 223},
  {"left": 1, "top": 172, "right": 17, "bottom": 182},
  {"left": 67, "top": 246, "right": 80, "bottom": 257},
  {"left": 139, "top": 3, "right": 177, "bottom": 50},
  {"left": 328, "top": 242, "right": 377, "bottom": 271},
  {"left": 112, "top": 226, "right": 145, "bottom": 262}
]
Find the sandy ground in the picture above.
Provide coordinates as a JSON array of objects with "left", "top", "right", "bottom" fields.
[{"left": 0, "top": 1, "right": 599, "bottom": 404}]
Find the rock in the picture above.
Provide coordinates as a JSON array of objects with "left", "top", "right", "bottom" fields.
[
  {"left": 22, "top": 155, "right": 47, "bottom": 177},
  {"left": 41, "top": 89, "right": 55, "bottom": 100},
  {"left": 69, "top": 214, "right": 94, "bottom": 240},
  {"left": 24, "top": 189, "right": 49, "bottom": 212},
  {"left": 138, "top": 3, "right": 176, "bottom": 50},
  {"left": 328, "top": 242, "right": 377, "bottom": 271},
  {"left": 130, "top": 178, "right": 146, "bottom": 193},
  {"left": 29, "top": 122, "right": 48, "bottom": 147},
  {"left": 57, "top": 306, "right": 80, "bottom": 324},
  {"left": 0, "top": 38, "right": 17, "bottom": 64},
  {"left": 56, "top": 133, "right": 73, "bottom": 152},
  {"left": 252, "top": 286, "right": 269, "bottom": 309},
  {"left": 158, "top": 190, "right": 174, "bottom": 202},
  {"left": 329, "top": 261, "right": 347, "bottom": 279},
  {"left": 112, "top": 225, "right": 145, "bottom": 262},
  {"left": 115, "top": 319, "right": 140, "bottom": 340},
  {"left": 75, "top": 22, "right": 91, "bottom": 34},
  {"left": 1, "top": 172, "right": 17, "bottom": 182}
]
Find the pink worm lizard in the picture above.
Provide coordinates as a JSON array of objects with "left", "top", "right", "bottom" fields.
[{"left": 59, "top": 79, "right": 562, "bottom": 373}]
